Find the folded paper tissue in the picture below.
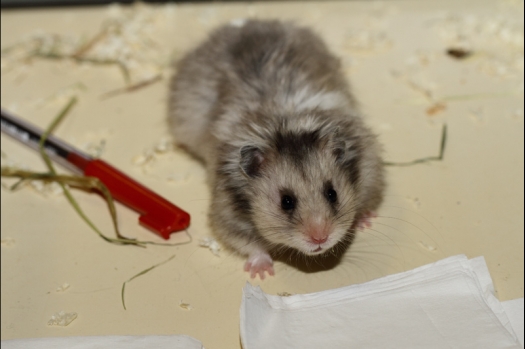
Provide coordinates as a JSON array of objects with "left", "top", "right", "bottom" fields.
[{"left": 241, "top": 255, "right": 524, "bottom": 349}]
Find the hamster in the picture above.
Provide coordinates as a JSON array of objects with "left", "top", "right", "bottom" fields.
[{"left": 168, "top": 20, "right": 385, "bottom": 279}]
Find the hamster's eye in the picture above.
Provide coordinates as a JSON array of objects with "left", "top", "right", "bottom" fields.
[
  {"left": 326, "top": 188, "right": 337, "bottom": 203},
  {"left": 281, "top": 195, "right": 296, "bottom": 211}
]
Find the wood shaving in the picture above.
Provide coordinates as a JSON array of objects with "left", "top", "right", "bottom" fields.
[
  {"left": 199, "top": 237, "right": 221, "bottom": 257},
  {"left": 390, "top": 53, "right": 438, "bottom": 102},
  {"left": 29, "top": 180, "right": 64, "bottom": 196},
  {"left": 132, "top": 137, "right": 173, "bottom": 167},
  {"left": 418, "top": 241, "right": 437, "bottom": 252},
  {"left": 71, "top": 129, "right": 113, "bottom": 159},
  {"left": 426, "top": 102, "right": 447, "bottom": 116},
  {"left": 132, "top": 150, "right": 155, "bottom": 167},
  {"left": 117, "top": 125, "right": 202, "bottom": 186},
  {"left": 154, "top": 138, "right": 174, "bottom": 154},
  {"left": 48, "top": 311, "right": 77, "bottom": 326},
  {"left": 446, "top": 47, "right": 473, "bottom": 59},
  {"left": 1, "top": 238, "right": 15, "bottom": 247},
  {"left": 82, "top": 139, "right": 107, "bottom": 159},
  {"left": 469, "top": 107, "right": 486, "bottom": 124},
  {"left": 166, "top": 172, "right": 190, "bottom": 183},
  {"left": 56, "top": 283, "right": 70, "bottom": 292},
  {"left": 277, "top": 292, "right": 293, "bottom": 297},
  {"left": 179, "top": 300, "right": 193, "bottom": 310},
  {"left": 407, "top": 196, "right": 422, "bottom": 209}
]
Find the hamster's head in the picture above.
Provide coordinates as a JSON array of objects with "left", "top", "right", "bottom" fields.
[{"left": 238, "top": 119, "right": 363, "bottom": 256}]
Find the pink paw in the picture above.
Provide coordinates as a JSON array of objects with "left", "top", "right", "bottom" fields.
[
  {"left": 357, "top": 211, "right": 377, "bottom": 230},
  {"left": 244, "top": 252, "right": 275, "bottom": 280}
]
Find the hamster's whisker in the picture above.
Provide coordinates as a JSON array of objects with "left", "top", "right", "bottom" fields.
[
  {"left": 371, "top": 221, "right": 421, "bottom": 248},
  {"left": 374, "top": 215, "right": 440, "bottom": 250},
  {"left": 359, "top": 227, "right": 404, "bottom": 260}
]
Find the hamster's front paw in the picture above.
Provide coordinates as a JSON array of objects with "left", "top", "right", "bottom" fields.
[{"left": 244, "top": 251, "right": 275, "bottom": 280}]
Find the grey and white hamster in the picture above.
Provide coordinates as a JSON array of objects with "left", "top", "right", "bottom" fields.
[{"left": 169, "top": 20, "right": 385, "bottom": 279}]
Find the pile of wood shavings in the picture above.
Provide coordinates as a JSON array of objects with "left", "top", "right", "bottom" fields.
[
  {"left": 131, "top": 138, "right": 204, "bottom": 184},
  {"left": 199, "top": 237, "right": 221, "bottom": 257},
  {"left": 432, "top": 7, "right": 524, "bottom": 80},
  {"left": 1, "top": 3, "right": 175, "bottom": 84},
  {"left": 132, "top": 137, "right": 174, "bottom": 172},
  {"left": 343, "top": 3, "right": 395, "bottom": 54},
  {"left": 91, "top": 4, "right": 171, "bottom": 82}
]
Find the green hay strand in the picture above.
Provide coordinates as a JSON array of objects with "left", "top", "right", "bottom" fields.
[{"left": 383, "top": 124, "right": 447, "bottom": 167}]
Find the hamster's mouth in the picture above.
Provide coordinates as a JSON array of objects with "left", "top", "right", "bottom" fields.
[
  {"left": 305, "top": 238, "right": 338, "bottom": 255},
  {"left": 304, "top": 245, "right": 328, "bottom": 256}
]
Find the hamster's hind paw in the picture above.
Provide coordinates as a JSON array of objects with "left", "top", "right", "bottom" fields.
[
  {"left": 357, "top": 211, "right": 378, "bottom": 230},
  {"left": 244, "top": 251, "right": 275, "bottom": 280}
]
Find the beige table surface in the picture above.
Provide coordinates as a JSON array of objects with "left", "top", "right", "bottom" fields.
[{"left": 1, "top": 1, "right": 523, "bottom": 348}]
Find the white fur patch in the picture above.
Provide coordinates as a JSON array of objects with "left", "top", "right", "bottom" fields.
[
  {"left": 285, "top": 86, "right": 348, "bottom": 112},
  {"left": 311, "top": 214, "right": 325, "bottom": 227}
]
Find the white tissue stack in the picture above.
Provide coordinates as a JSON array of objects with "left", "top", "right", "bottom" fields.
[{"left": 241, "top": 255, "right": 524, "bottom": 349}]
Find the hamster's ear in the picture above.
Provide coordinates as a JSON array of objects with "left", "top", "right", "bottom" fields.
[
  {"left": 329, "top": 130, "right": 361, "bottom": 184},
  {"left": 328, "top": 127, "right": 358, "bottom": 163},
  {"left": 239, "top": 145, "right": 265, "bottom": 178}
]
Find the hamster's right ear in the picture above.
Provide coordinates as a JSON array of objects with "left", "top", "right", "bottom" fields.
[{"left": 239, "top": 145, "right": 265, "bottom": 178}]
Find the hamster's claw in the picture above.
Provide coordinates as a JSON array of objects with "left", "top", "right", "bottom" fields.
[
  {"left": 244, "top": 252, "right": 275, "bottom": 280},
  {"left": 357, "top": 211, "right": 378, "bottom": 230}
]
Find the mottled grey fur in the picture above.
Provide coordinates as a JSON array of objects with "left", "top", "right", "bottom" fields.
[{"left": 169, "top": 20, "right": 385, "bottom": 274}]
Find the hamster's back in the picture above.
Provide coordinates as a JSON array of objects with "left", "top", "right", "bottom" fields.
[{"left": 169, "top": 20, "right": 354, "bottom": 162}]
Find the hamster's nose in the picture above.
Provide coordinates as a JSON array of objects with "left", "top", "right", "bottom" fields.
[
  {"left": 310, "top": 236, "right": 328, "bottom": 244},
  {"left": 305, "top": 221, "right": 330, "bottom": 245},
  {"left": 310, "top": 236, "right": 328, "bottom": 245}
]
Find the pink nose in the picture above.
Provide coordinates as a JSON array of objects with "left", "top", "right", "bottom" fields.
[{"left": 309, "top": 236, "right": 328, "bottom": 244}]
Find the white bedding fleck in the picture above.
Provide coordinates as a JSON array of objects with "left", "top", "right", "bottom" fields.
[{"left": 47, "top": 311, "right": 77, "bottom": 326}]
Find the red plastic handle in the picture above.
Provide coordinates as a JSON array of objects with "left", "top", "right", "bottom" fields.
[{"left": 82, "top": 159, "right": 190, "bottom": 239}]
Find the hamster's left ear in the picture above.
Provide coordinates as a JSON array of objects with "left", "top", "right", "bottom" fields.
[
  {"left": 327, "top": 127, "right": 361, "bottom": 184},
  {"left": 239, "top": 145, "right": 265, "bottom": 178}
]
